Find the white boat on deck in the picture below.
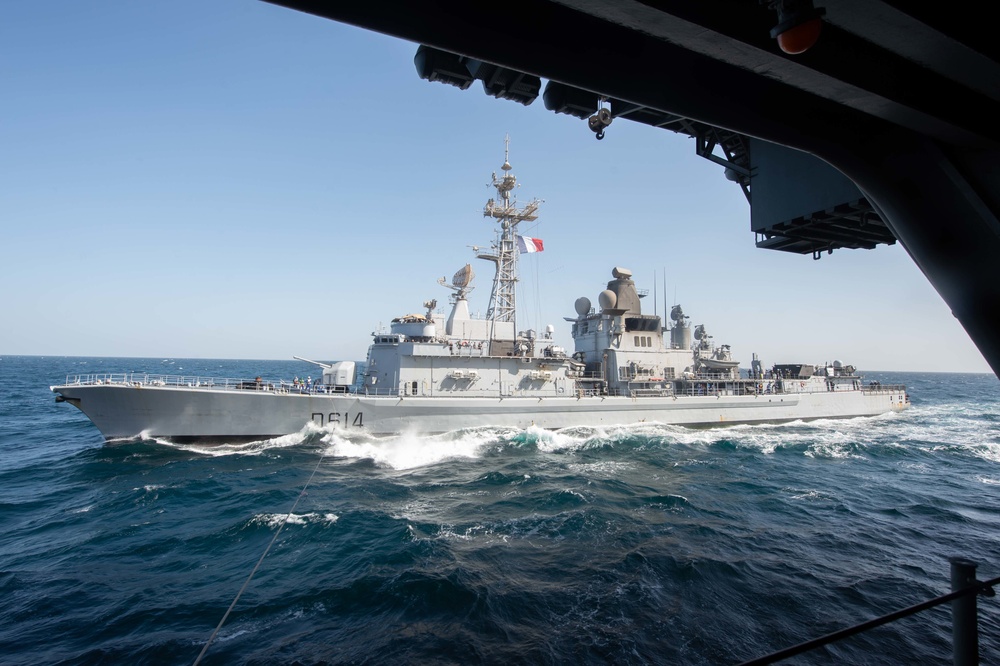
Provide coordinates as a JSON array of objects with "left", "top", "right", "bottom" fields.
[{"left": 52, "top": 143, "right": 909, "bottom": 442}]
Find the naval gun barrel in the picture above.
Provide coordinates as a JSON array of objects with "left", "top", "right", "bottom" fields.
[{"left": 293, "top": 356, "right": 333, "bottom": 369}]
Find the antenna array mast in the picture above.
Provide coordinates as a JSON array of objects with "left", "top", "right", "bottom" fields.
[{"left": 478, "top": 135, "right": 540, "bottom": 329}]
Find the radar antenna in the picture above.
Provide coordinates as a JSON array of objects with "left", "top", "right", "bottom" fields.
[
  {"left": 693, "top": 323, "right": 713, "bottom": 352},
  {"left": 438, "top": 264, "right": 476, "bottom": 303}
]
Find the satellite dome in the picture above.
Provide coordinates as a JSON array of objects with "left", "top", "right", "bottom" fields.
[
  {"left": 574, "top": 297, "right": 591, "bottom": 316},
  {"left": 598, "top": 289, "right": 617, "bottom": 310}
]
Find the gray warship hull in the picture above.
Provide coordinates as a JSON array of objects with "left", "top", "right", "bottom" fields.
[{"left": 52, "top": 377, "right": 908, "bottom": 441}]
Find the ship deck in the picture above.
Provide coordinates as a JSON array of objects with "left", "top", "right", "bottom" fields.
[{"left": 54, "top": 372, "right": 907, "bottom": 401}]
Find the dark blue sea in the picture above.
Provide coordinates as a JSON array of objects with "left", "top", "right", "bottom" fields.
[{"left": 1, "top": 356, "right": 999, "bottom": 665}]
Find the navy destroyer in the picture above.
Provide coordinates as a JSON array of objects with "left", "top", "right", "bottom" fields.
[{"left": 52, "top": 143, "right": 909, "bottom": 441}]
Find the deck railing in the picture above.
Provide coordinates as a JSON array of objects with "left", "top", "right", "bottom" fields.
[
  {"left": 739, "top": 558, "right": 996, "bottom": 666},
  {"left": 59, "top": 373, "right": 908, "bottom": 403},
  {"left": 861, "top": 383, "right": 907, "bottom": 394},
  {"left": 58, "top": 373, "right": 341, "bottom": 394}
]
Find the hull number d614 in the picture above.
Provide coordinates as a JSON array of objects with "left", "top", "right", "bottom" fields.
[{"left": 311, "top": 412, "right": 364, "bottom": 427}]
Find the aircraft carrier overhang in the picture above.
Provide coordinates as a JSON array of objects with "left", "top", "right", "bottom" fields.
[{"left": 265, "top": 0, "right": 1000, "bottom": 377}]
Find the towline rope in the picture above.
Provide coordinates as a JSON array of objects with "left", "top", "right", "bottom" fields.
[{"left": 193, "top": 447, "right": 328, "bottom": 665}]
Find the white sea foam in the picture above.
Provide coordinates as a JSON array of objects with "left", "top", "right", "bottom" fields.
[
  {"left": 805, "top": 435, "right": 864, "bottom": 459},
  {"left": 524, "top": 424, "right": 589, "bottom": 453},
  {"left": 685, "top": 416, "right": 899, "bottom": 456},
  {"left": 565, "top": 460, "right": 634, "bottom": 476},
  {"left": 558, "top": 488, "right": 589, "bottom": 502},
  {"left": 321, "top": 426, "right": 499, "bottom": 470},
  {"left": 431, "top": 523, "right": 510, "bottom": 545},
  {"left": 784, "top": 487, "right": 835, "bottom": 502},
  {"left": 213, "top": 628, "right": 251, "bottom": 644},
  {"left": 967, "top": 442, "right": 1000, "bottom": 463},
  {"left": 106, "top": 434, "right": 145, "bottom": 445},
  {"left": 528, "top": 422, "right": 696, "bottom": 452},
  {"left": 393, "top": 498, "right": 439, "bottom": 523},
  {"left": 253, "top": 512, "right": 339, "bottom": 529},
  {"left": 517, "top": 419, "right": 883, "bottom": 458},
  {"left": 165, "top": 422, "right": 324, "bottom": 457}
]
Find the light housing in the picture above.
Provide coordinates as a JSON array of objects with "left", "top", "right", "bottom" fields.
[{"left": 769, "top": 1, "right": 826, "bottom": 55}]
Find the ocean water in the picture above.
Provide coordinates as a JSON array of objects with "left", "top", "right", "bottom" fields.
[{"left": 1, "top": 356, "right": 999, "bottom": 665}]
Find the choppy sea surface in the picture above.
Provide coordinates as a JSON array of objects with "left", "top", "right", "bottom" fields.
[{"left": 1, "top": 356, "right": 999, "bottom": 665}]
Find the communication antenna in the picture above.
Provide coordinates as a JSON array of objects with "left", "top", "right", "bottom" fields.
[
  {"left": 653, "top": 269, "right": 657, "bottom": 319},
  {"left": 479, "top": 134, "right": 541, "bottom": 329},
  {"left": 663, "top": 269, "right": 667, "bottom": 326}
]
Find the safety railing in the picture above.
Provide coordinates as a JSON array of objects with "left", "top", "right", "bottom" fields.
[
  {"left": 61, "top": 373, "right": 258, "bottom": 389},
  {"left": 739, "top": 558, "right": 997, "bottom": 665},
  {"left": 58, "top": 373, "right": 340, "bottom": 394},
  {"left": 860, "top": 383, "right": 907, "bottom": 394},
  {"left": 630, "top": 387, "right": 674, "bottom": 398},
  {"left": 361, "top": 387, "right": 403, "bottom": 397},
  {"left": 447, "top": 343, "right": 487, "bottom": 357},
  {"left": 58, "top": 373, "right": 910, "bottom": 405},
  {"left": 576, "top": 372, "right": 605, "bottom": 381},
  {"left": 674, "top": 382, "right": 776, "bottom": 398}
]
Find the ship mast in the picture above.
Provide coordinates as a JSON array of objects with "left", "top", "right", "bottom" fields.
[{"left": 479, "top": 135, "right": 540, "bottom": 331}]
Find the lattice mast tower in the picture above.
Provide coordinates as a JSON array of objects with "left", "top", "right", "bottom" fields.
[{"left": 479, "top": 136, "right": 540, "bottom": 333}]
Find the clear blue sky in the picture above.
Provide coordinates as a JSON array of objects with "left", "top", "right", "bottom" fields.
[{"left": 1, "top": 1, "right": 990, "bottom": 373}]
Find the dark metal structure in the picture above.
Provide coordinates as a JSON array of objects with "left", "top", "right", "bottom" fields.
[
  {"left": 739, "top": 559, "right": 997, "bottom": 665},
  {"left": 267, "top": 0, "right": 1000, "bottom": 376}
]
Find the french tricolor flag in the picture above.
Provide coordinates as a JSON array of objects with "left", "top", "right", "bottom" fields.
[{"left": 517, "top": 235, "right": 544, "bottom": 253}]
